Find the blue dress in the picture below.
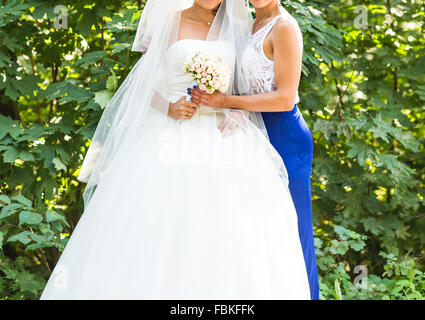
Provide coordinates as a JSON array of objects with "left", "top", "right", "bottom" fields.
[
  {"left": 262, "top": 106, "right": 320, "bottom": 300},
  {"left": 241, "top": 13, "right": 319, "bottom": 299}
]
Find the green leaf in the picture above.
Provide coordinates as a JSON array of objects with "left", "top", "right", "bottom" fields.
[
  {"left": 390, "top": 127, "right": 420, "bottom": 152},
  {"left": 363, "top": 217, "right": 384, "bottom": 236},
  {"left": 313, "top": 118, "right": 336, "bottom": 140},
  {"left": 334, "top": 279, "right": 343, "bottom": 300},
  {"left": 19, "top": 211, "right": 43, "bottom": 226},
  {"left": 2, "top": 146, "right": 19, "bottom": 163},
  {"left": 417, "top": 85, "right": 425, "bottom": 101},
  {"left": 56, "top": 147, "right": 71, "bottom": 165},
  {"left": 75, "top": 51, "right": 106, "bottom": 67},
  {"left": 94, "top": 90, "right": 113, "bottom": 109},
  {"left": 0, "top": 114, "right": 22, "bottom": 139},
  {"left": 1, "top": 264, "right": 46, "bottom": 294},
  {"left": 35, "top": 177, "right": 58, "bottom": 200},
  {"left": 76, "top": 10, "right": 97, "bottom": 35},
  {"left": 2, "top": 37, "right": 23, "bottom": 51},
  {"left": 40, "top": 80, "right": 74, "bottom": 101},
  {"left": 347, "top": 141, "right": 377, "bottom": 166},
  {"left": 369, "top": 115, "right": 392, "bottom": 143},
  {"left": 52, "top": 157, "right": 67, "bottom": 172},
  {"left": 334, "top": 225, "right": 352, "bottom": 241},
  {"left": 0, "top": 49, "right": 12, "bottom": 67},
  {"left": 25, "top": 243, "right": 53, "bottom": 251},
  {"left": 327, "top": 239, "right": 349, "bottom": 255},
  {"left": 106, "top": 72, "right": 118, "bottom": 91},
  {"left": 0, "top": 195, "right": 11, "bottom": 206},
  {"left": 29, "top": 234, "right": 47, "bottom": 244},
  {"left": 377, "top": 154, "right": 415, "bottom": 182},
  {"left": 59, "top": 86, "right": 94, "bottom": 104},
  {"left": 51, "top": 220, "right": 64, "bottom": 233},
  {"left": 348, "top": 240, "right": 366, "bottom": 252},
  {"left": 38, "top": 223, "right": 51, "bottom": 234},
  {"left": 6, "top": 167, "right": 34, "bottom": 192},
  {"left": 0, "top": 203, "right": 24, "bottom": 219},
  {"left": 111, "top": 43, "right": 131, "bottom": 55},
  {"left": 32, "top": 2, "right": 55, "bottom": 19},
  {"left": 18, "top": 150, "right": 35, "bottom": 162},
  {"left": 11, "top": 195, "right": 32, "bottom": 207},
  {"left": 16, "top": 74, "right": 40, "bottom": 98},
  {"left": 46, "top": 210, "right": 68, "bottom": 226},
  {"left": 20, "top": 124, "right": 44, "bottom": 142},
  {"left": 7, "top": 231, "right": 33, "bottom": 245},
  {"left": 347, "top": 116, "right": 368, "bottom": 131},
  {"left": 4, "top": 78, "right": 20, "bottom": 100}
]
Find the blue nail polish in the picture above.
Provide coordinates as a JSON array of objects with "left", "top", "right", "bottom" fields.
[
  {"left": 191, "top": 98, "right": 193, "bottom": 101},
  {"left": 193, "top": 85, "right": 196, "bottom": 89}
]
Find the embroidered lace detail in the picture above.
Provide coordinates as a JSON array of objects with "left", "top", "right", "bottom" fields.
[
  {"left": 241, "top": 15, "right": 300, "bottom": 104},
  {"left": 241, "top": 16, "right": 281, "bottom": 95}
]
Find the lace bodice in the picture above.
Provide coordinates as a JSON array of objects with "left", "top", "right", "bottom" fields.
[{"left": 241, "top": 14, "right": 301, "bottom": 104}]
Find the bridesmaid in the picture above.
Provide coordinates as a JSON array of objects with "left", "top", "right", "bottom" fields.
[{"left": 189, "top": 0, "right": 319, "bottom": 300}]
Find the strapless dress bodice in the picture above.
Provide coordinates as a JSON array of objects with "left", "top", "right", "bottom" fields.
[{"left": 163, "top": 39, "right": 235, "bottom": 103}]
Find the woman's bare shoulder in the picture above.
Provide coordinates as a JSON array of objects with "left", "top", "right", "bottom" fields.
[{"left": 270, "top": 17, "right": 299, "bottom": 41}]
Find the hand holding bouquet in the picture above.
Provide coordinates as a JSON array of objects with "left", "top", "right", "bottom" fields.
[
  {"left": 185, "top": 54, "right": 244, "bottom": 134},
  {"left": 184, "top": 52, "right": 231, "bottom": 116}
]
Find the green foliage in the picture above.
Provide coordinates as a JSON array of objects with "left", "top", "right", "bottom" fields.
[
  {"left": 0, "top": 194, "right": 68, "bottom": 299},
  {"left": 0, "top": 0, "right": 144, "bottom": 299},
  {"left": 315, "top": 225, "right": 425, "bottom": 299},
  {"left": 282, "top": 0, "right": 425, "bottom": 299},
  {"left": 0, "top": 0, "right": 424, "bottom": 299}
]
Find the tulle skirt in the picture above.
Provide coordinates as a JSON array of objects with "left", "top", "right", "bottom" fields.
[{"left": 40, "top": 107, "right": 310, "bottom": 300}]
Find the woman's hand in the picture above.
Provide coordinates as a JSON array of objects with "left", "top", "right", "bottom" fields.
[
  {"left": 168, "top": 97, "right": 199, "bottom": 120},
  {"left": 189, "top": 87, "right": 226, "bottom": 108},
  {"left": 218, "top": 111, "right": 245, "bottom": 136}
]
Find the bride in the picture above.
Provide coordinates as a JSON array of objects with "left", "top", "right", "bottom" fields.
[{"left": 40, "top": 0, "right": 310, "bottom": 300}]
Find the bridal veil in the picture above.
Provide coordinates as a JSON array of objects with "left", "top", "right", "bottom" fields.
[{"left": 77, "top": 0, "right": 253, "bottom": 207}]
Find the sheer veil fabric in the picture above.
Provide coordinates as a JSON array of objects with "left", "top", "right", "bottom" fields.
[{"left": 77, "top": 0, "right": 255, "bottom": 208}]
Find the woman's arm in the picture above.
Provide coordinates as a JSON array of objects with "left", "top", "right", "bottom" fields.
[
  {"left": 150, "top": 62, "right": 199, "bottom": 119},
  {"left": 190, "top": 19, "right": 302, "bottom": 112}
]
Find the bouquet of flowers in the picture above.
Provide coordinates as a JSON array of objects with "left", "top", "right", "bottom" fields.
[{"left": 184, "top": 51, "right": 231, "bottom": 98}]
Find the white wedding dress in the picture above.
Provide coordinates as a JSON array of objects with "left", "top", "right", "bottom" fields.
[{"left": 40, "top": 39, "right": 310, "bottom": 300}]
